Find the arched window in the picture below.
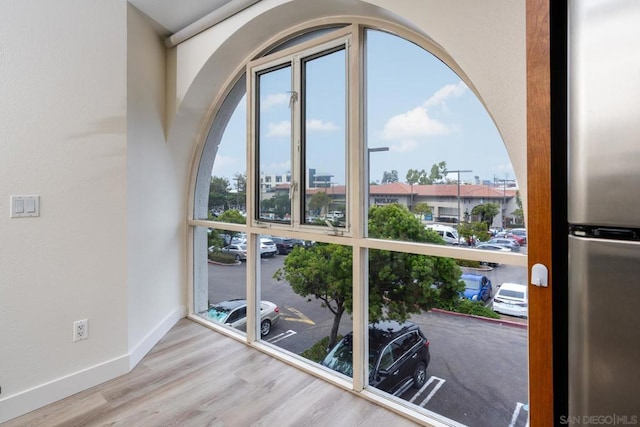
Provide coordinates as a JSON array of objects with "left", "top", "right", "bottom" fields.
[{"left": 191, "top": 24, "right": 527, "bottom": 426}]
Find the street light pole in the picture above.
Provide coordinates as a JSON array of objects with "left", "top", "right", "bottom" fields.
[
  {"left": 446, "top": 169, "right": 472, "bottom": 225},
  {"left": 367, "top": 146, "right": 389, "bottom": 205}
]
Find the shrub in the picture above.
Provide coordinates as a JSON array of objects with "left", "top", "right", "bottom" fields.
[
  {"left": 456, "top": 259, "right": 482, "bottom": 268},
  {"left": 300, "top": 335, "right": 342, "bottom": 362},
  {"left": 435, "top": 298, "right": 500, "bottom": 319},
  {"left": 208, "top": 251, "right": 237, "bottom": 264}
]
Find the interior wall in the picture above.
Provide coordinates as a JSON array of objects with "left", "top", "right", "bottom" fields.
[
  {"left": 126, "top": 4, "right": 187, "bottom": 369},
  {"left": 0, "top": 1, "right": 129, "bottom": 421}
]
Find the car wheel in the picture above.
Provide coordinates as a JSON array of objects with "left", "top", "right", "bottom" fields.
[
  {"left": 234, "top": 254, "right": 240, "bottom": 262},
  {"left": 260, "top": 319, "right": 272, "bottom": 336},
  {"left": 412, "top": 362, "right": 427, "bottom": 388}
]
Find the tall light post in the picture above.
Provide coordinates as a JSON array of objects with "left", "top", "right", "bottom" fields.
[
  {"left": 446, "top": 169, "right": 472, "bottom": 225},
  {"left": 367, "top": 147, "right": 389, "bottom": 204},
  {"left": 497, "top": 177, "right": 516, "bottom": 228}
]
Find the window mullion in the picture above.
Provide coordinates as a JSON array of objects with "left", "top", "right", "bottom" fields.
[{"left": 292, "top": 56, "right": 302, "bottom": 226}]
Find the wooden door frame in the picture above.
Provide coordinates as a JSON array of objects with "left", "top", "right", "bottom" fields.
[{"left": 527, "top": 0, "right": 560, "bottom": 425}]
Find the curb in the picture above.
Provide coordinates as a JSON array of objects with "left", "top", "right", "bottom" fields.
[
  {"left": 207, "top": 260, "right": 241, "bottom": 266},
  {"left": 431, "top": 308, "right": 528, "bottom": 329}
]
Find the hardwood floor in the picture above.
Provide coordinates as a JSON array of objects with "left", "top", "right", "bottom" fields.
[{"left": 3, "top": 319, "right": 420, "bottom": 427}]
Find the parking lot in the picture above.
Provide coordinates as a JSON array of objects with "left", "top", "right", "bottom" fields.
[{"left": 207, "top": 255, "right": 529, "bottom": 426}]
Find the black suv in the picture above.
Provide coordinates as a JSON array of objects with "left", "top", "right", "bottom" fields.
[
  {"left": 321, "top": 321, "right": 431, "bottom": 396},
  {"left": 269, "top": 236, "right": 304, "bottom": 255}
]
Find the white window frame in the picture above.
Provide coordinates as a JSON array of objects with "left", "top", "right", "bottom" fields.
[
  {"left": 188, "top": 21, "right": 529, "bottom": 425},
  {"left": 247, "top": 26, "right": 354, "bottom": 236}
]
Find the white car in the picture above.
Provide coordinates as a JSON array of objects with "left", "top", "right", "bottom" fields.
[
  {"left": 260, "top": 238, "right": 277, "bottom": 257},
  {"left": 492, "top": 283, "right": 528, "bottom": 318},
  {"left": 206, "top": 299, "right": 281, "bottom": 336}
]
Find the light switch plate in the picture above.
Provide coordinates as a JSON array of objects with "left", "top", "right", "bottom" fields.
[{"left": 10, "top": 195, "right": 40, "bottom": 218}]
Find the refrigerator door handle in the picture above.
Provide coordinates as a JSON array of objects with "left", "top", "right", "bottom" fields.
[{"left": 530, "top": 263, "right": 548, "bottom": 287}]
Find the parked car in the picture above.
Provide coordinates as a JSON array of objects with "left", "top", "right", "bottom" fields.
[
  {"left": 492, "top": 283, "right": 528, "bottom": 318},
  {"left": 270, "top": 236, "right": 304, "bottom": 255},
  {"left": 496, "top": 230, "right": 526, "bottom": 245},
  {"left": 259, "top": 238, "right": 278, "bottom": 257},
  {"left": 321, "top": 321, "right": 431, "bottom": 396},
  {"left": 205, "top": 299, "right": 281, "bottom": 336},
  {"left": 487, "top": 237, "right": 521, "bottom": 252},
  {"left": 425, "top": 224, "right": 460, "bottom": 245},
  {"left": 460, "top": 273, "right": 493, "bottom": 302},
  {"left": 220, "top": 243, "right": 247, "bottom": 261},
  {"left": 475, "top": 242, "right": 512, "bottom": 267},
  {"left": 475, "top": 243, "right": 513, "bottom": 252}
]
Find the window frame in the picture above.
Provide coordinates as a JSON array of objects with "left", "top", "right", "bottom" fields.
[
  {"left": 188, "top": 20, "right": 540, "bottom": 426},
  {"left": 247, "top": 26, "right": 354, "bottom": 235}
]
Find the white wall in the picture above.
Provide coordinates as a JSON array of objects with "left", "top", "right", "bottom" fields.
[
  {"left": 0, "top": 2, "right": 187, "bottom": 422},
  {"left": 0, "top": 1, "right": 129, "bottom": 421},
  {"left": 126, "top": 4, "right": 187, "bottom": 369}
]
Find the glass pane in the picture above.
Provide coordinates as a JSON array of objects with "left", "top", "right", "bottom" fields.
[
  {"left": 257, "top": 65, "right": 293, "bottom": 224},
  {"left": 365, "top": 247, "right": 528, "bottom": 426},
  {"left": 263, "top": 239, "right": 353, "bottom": 376},
  {"left": 194, "top": 227, "right": 248, "bottom": 334},
  {"left": 195, "top": 91, "right": 247, "bottom": 221},
  {"left": 365, "top": 29, "right": 523, "bottom": 243},
  {"left": 302, "top": 48, "right": 347, "bottom": 226}
]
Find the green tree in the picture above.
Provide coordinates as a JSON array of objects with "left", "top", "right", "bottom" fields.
[
  {"left": 308, "top": 191, "right": 332, "bottom": 216},
  {"left": 261, "top": 193, "right": 291, "bottom": 219},
  {"left": 511, "top": 190, "right": 524, "bottom": 224},
  {"left": 413, "top": 202, "right": 432, "bottom": 218},
  {"left": 429, "top": 161, "right": 447, "bottom": 184},
  {"left": 275, "top": 203, "right": 462, "bottom": 349},
  {"left": 381, "top": 170, "right": 399, "bottom": 184},
  {"left": 209, "top": 176, "right": 231, "bottom": 211},
  {"left": 471, "top": 203, "right": 500, "bottom": 229},
  {"left": 213, "top": 209, "right": 246, "bottom": 247},
  {"left": 457, "top": 221, "right": 491, "bottom": 245}
]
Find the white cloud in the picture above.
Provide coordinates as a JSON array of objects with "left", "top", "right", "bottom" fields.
[
  {"left": 265, "top": 119, "right": 338, "bottom": 138},
  {"left": 261, "top": 93, "right": 289, "bottom": 111},
  {"left": 390, "top": 140, "right": 419, "bottom": 153},
  {"left": 263, "top": 160, "right": 291, "bottom": 174},
  {"left": 211, "top": 154, "right": 237, "bottom": 176},
  {"left": 378, "top": 81, "right": 468, "bottom": 152},
  {"left": 382, "top": 106, "right": 449, "bottom": 141},
  {"left": 266, "top": 121, "right": 291, "bottom": 137},
  {"left": 306, "top": 119, "right": 339, "bottom": 132},
  {"left": 423, "top": 81, "right": 468, "bottom": 109}
]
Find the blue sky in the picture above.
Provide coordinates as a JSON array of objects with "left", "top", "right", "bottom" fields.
[{"left": 212, "top": 29, "right": 514, "bottom": 187}]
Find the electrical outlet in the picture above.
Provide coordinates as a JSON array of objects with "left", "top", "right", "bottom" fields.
[{"left": 73, "top": 319, "right": 88, "bottom": 342}]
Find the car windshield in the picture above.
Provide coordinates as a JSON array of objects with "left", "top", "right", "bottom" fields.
[
  {"left": 498, "top": 289, "right": 525, "bottom": 299},
  {"left": 206, "top": 305, "right": 231, "bottom": 322},
  {"left": 323, "top": 337, "right": 354, "bottom": 377},
  {"left": 463, "top": 278, "right": 481, "bottom": 290}
]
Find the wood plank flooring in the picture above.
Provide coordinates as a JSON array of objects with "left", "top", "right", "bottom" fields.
[{"left": 3, "top": 319, "right": 420, "bottom": 427}]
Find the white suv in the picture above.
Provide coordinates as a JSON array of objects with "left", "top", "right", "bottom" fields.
[{"left": 259, "top": 238, "right": 277, "bottom": 257}]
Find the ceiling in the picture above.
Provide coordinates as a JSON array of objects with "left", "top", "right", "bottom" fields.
[{"left": 128, "top": 0, "right": 237, "bottom": 35}]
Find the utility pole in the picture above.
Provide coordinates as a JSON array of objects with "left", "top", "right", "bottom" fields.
[
  {"left": 496, "top": 177, "right": 516, "bottom": 228},
  {"left": 446, "top": 169, "right": 472, "bottom": 225}
]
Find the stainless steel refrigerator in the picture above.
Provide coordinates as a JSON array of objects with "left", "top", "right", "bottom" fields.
[{"left": 568, "top": 0, "right": 640, "bottom": 418}]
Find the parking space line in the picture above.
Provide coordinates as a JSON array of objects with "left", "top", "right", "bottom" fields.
[
  {"left": 509, "top": 402, "right": 529, "bottom": 427},
  {"left": 283, "top": 306, "right": 315, "bottom": 325},
  {"left": 267, "top": 329, "right": 297, "bottom": 344},
  {"left": 409, "top": 375, "right": 446, "bottom": 406}
]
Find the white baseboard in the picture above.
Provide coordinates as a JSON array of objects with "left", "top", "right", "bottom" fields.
[
  {"left": 0, "top": 305, "right": 186, "bottom": 424},
  {"left": 0, "top": 354, "right": 130, "bottom": 424},
  {"left": 128, "top": 305, "right": 187, "bottom": 370}
]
